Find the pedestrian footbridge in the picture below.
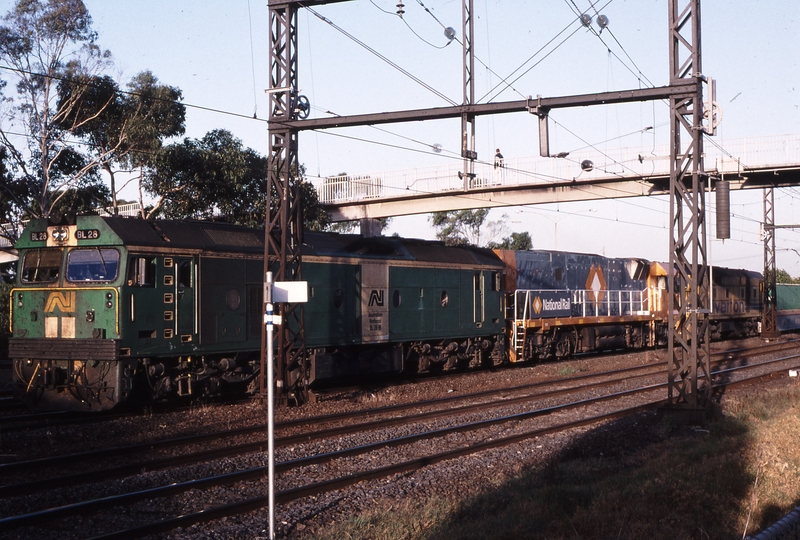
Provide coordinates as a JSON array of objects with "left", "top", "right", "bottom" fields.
[{"left": 312, "top": 134, "right": 800, "bottom": 221}]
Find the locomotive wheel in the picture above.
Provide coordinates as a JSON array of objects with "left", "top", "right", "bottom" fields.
[{"left": 554, "top": 333, "right": 574, "bottom": 359}]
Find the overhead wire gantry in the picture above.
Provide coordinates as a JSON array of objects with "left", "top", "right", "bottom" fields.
[{"left": 264, "top": 0, "right": 714, "bottom": 418}]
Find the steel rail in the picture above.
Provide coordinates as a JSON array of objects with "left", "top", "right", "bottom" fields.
[
  {"left": 3, "top": 353, "right": 797, "bottom": 533},
  {"left": 1, "top": 340, "right": 795, "bottom": 495},
  {"left": 0, "top": 338, "right": 792, "bottom": 435},
  {"left": 0, "top": 359, "right": 670, "bottom": 497},
  {"left": 84, "top": 364, "right": 791, "bottom": 540},
  {"left": 0, "top": 356, "right": 667, "bottom": 474},
  {"left": 0, "top": 382, "right": 669, "bottom": 530}
]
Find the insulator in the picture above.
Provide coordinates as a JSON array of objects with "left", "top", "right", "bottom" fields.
[
  {"left": 396, "top": 2, "right": 404, "bottom": 17},
  {"left": 581, "top": 159, "right": 594, "bottom": 172},
  {"left": 580, "top": 13, "right": 592, "bottom": 27},
  {"left": 597, "top": 14, "right": 609, "bottom": 29},
  {"left": 716, "top": 180, "right": 731, "bottom": 239}
]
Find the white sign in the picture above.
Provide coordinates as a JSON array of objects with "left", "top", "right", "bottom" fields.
[{"left": 264, "top": 281, "right": 308, "bottom": 303}]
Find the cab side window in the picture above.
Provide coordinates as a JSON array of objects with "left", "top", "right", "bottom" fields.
[
  {"left": 21, "top": 248, "right": 61, "bottom": 283},
  {"left": 178, "top": 260, "right": 192, "bottom": 287},
  {"left": 127, "top": 257, "right": 156, "bottom": 287}
]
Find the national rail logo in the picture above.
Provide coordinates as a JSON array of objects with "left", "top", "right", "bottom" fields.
[
  {"left": 585, "top": 264, "right": 607, "bottom": 304},
  {"left": 533, "top": 296, "right": 543, "bottom": 315},
  {"left": 44, "top": 291, "right": 76, "bottom": 313},
  {"left": 368, "top": 289, "right": 385, "bottom": 307}
]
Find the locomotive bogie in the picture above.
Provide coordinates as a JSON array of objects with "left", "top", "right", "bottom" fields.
[{"left": 12, "top": 355, "right": 138, "bottom": 411}]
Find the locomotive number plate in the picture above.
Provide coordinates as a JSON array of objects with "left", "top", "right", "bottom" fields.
[
  {"left": 30, "top": 231, "right": 48, "bottom": 241},
  {"left": 76, "top": 229, "right": 100, "bottom": 240}
]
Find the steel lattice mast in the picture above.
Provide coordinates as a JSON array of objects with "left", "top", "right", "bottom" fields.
[
  {"left": 666, "top": 0, "right": 712, "bottom": 416},
  {"left": 460, "top": 0, "right": 476, "bottom": 189},
  {"left": 265, "top": 0, "right": 713, "bottom": 416},
  {"left": 762, "top": 187, "right": 780, "bottom": 338},
  {"left": 262, "top": 1, "right": 305, "bottom": 403}
]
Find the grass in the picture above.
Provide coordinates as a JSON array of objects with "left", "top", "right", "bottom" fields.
[
  {"left": 557, "top": 362, "right": 590, "bottom": 376},
  {"left": 294, "top": 382, "right": 800, "bottom": 540}
]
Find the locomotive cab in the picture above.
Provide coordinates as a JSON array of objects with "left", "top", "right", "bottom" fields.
[{"left": 10, "top": 218, "right": 136, "bottom": 410}]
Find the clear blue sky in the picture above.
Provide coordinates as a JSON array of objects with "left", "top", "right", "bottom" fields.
[{"left": 74, "top": 0, "right": 800, "bottom": 273}]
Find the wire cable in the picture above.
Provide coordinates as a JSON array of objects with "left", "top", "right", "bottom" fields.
[
  {"left": 0, "top": 63, "right": 269, "bottom": 124},
  {"left": 246, "top": 0, "right": 259, "bottom": 118},
  {"left": 564, "top": 0, "right": 656, "bottom": 89},
  {"left": 302, "top": 4, "right": 458, "bottom": 106}
]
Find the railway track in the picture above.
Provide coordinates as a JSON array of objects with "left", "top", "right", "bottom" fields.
[
  {"left": 1, "top": 343, "right": 798, "bottom": 538},
  {"left": 6, "top": 336, "right": 792, "bottom": 478},
  {"left": 5, "top": 337, "right": 795, "bottom": 486},
  {"left": 2, "top": 337, "right": 795, "bottom": 432}
]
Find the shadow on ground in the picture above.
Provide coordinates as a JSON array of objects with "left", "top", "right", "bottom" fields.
[{"left": 422, "top": 409, "right": 771, "bottom": 540}]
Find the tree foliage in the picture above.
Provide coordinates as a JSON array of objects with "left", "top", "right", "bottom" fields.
[
  {"left": 0, "top": 0, "right": 327, "bottom": 238},
  {"left": 146, "top": 129, "right": 329, "bottom": 230},
  {"left": 430, "top": 209, "right": 490, "bottom": 246},
  {"left": 775, "top": 269, "right": 800, "bottom": 284},
  {"left": 0, "top": 0, "right": 112, "bottom": 224},
  {"left": 487, "top": 231, "right": 533, "bottom": 250},
  {"left": 57, "top": 70, "right": 186, "bottom": 214}
]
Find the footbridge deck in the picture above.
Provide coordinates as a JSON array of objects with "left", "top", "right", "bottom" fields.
[{"left": 313, "top": 134, "right": 800, "bottom": 221}]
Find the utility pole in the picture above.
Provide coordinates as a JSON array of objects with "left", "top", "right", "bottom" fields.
[{"left": 262, "top": 1, "right": 317, "bottom": 403}]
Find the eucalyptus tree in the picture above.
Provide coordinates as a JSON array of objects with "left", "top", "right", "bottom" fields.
[
  {"left": 0, "top": 0, "right": 113, "bottom": 225},
  {"left": 430, "top": 209, "right": 491, "bottom": 246},
  {"left": 58, "top": 70, "right": 186, "bottom": 215},
  {"left": 487, "top": 231, "right": 533, "bottom": 250},
  {"left": 147, "top": 129, "right": 330, "bottom": 230}
]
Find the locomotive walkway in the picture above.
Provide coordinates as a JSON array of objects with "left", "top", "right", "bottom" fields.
[{"left": 314, "top": 133, "right": 800, "bottom": 221}]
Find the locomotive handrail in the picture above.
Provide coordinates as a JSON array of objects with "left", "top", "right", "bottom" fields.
[
  {"left": 571, "top": 289, "right": 648, "bottom": 317},
  {"left": 511, "top": 287, "right": 651, "bottom": 361},
  {"left": 514, "top": 288, "right": 651, "bottom": 322}
]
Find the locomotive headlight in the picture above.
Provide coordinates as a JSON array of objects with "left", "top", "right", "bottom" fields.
[
  {"left": 17, "top": 293, "right": 23, "bottom": 308},
  {"left": 52, "top": 227, "right": 68, "bottom": 242},
  {"left": 105, "top": 292, "right": 113, "bottom": 309}
]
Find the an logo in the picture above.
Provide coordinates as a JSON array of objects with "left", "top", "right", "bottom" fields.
[
  {"left": 368, "top": 289, "right": 384, "bottom": 307},
  {"left": 45, "top": 291, "right": 76, "bottom": 313},
  {"left": 532, "top": 296, "right": 543, "bottom": 315},
  {"left": 585, "top": 264, "right": 607, "bottom": 304}
]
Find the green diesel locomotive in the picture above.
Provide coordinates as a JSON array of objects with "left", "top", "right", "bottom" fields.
[{"left": 9, "top": 216, "right": 506, "bottom": 410}]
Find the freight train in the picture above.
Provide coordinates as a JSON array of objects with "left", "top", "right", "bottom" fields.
[{"left": 7, "top": 215, "right": 767, "bottom": 411}]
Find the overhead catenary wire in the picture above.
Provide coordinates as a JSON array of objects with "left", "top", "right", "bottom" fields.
[
  {"left": 0, "top": 59, "right": 769, "bottom": 214},
  {"left": 302, "top": 4, "right": 458, "bottom": 106},
  {"left": 0, "top": 63, "right": 270, "bottom": 125},
  {"left": 246, "top": 0, "right": 259, "bottom": 118},
  {"left": 564, "top": 0, "right": 657, "bottom": 89},
  {"left": 0, "top": 17, "right": 782, "bottom": 259}
]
